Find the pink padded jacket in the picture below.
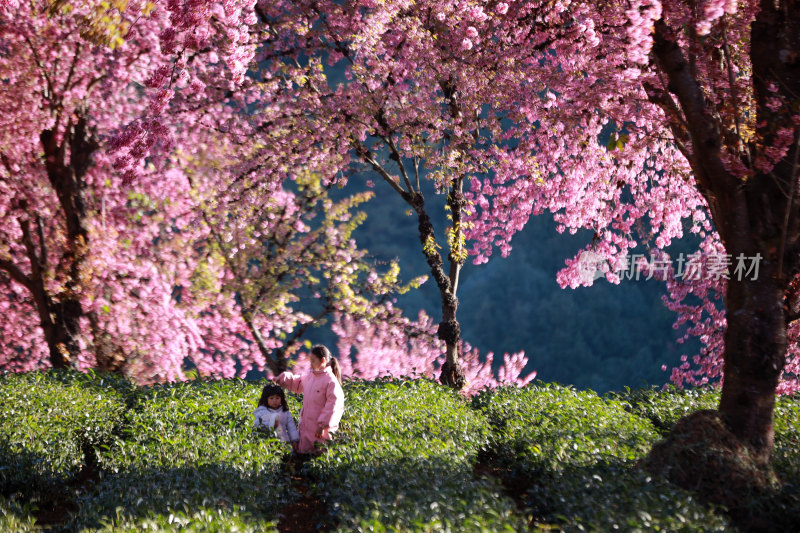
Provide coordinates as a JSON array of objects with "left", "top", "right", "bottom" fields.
[{"left": 275, "top": 367, "right": 345, "bottom": 454}]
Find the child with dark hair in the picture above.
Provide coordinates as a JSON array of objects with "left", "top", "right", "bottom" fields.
[
  {"left": 254, "top": 383, "right": 299, "bottom": 444},
  {"left": 275, "top": 344, "right": 345, "bottom": 454}
]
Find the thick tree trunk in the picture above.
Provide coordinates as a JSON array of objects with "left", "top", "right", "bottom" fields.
[
  {"left": 719, "top": 262, "right": 787, "bottom": 464},
  {"left": 715, "top": 1, "right": 800, "bottom": 463},
  {"left": 47, "top": 300, "right": 85, "bottom": 369},
  {"left": 35, "top": 116, "right": 96, "bottom": 368},
  {"left": 650, "top": 0, "right": 800, "bottom": 465}
]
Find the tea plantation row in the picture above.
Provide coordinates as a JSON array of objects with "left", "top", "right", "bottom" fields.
[{"left": 1, "top": 370, "right": 799, "bottom": 531}]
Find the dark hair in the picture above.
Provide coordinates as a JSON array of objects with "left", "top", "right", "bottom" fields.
[
  {"left": 311, "top": 344, "right": 342, "bottom": 385},
  {"left": 258, "top": 383, "right": 288, "bottom": 411}
]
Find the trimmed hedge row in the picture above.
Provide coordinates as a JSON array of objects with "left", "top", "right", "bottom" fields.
[
  {"left": 71, "top": 379, "right": 289, "bottom": 532},
  {"left": 472, "top": 384, "right": 733, "bottom": 531},
  {"left": 0, "top": 371, "right": 130, "bottom": 494},
  {"left": 4, "top": 371, "right": 798, "bottom": 531},
  {"left": 307, "top": 378, "right": 527, "bottom": 531},
  {"left": 473, "top": 383, "right": 658, "bottom": 470},
  {"left": 610, "top": 385, "right": 721, "bottom": 435}
]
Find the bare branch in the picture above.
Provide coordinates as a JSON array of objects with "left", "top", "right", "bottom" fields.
[
  {"left": 721, "top": 23, "right": 751, "bottom": 166},
  {"left": 23, "top": 34, "right": 56, "bottom": 107},
  {"left": 379, "top": 132, "right": 415, "bottom": 193},
  {"left": 352, "top": 138, "right": 413, "bottom": 202},
  {"left": 777, "top": 129, "right": 800, "bottom": 281},
  {"left": 18, "top": 218, "right": 43, "bottom": 284},
  {"left": 62, "top": 42, "right": 82, "bottom": 96}
]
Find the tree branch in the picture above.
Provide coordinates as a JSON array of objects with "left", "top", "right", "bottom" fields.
[
  {"left": 62, "top": 42, "right": 81, "bottom": 96},
  {"left": 23, "top": 34, "right": 56, "bottom": 109},
  {"left": 18, "top": 218, "right": 43, "bottom": 285},
  {"left": 352, "top": 138, "right": 413, "bottom": 202},
  {"left": 379, "top": 132, "right": 415, "bottom": 193},
  {"left": 36, "top": 216, "right": 47, "bottom": 268},
  {"left": 0, "top": 258, "right": 32, "bottom": 290},
  {"left": 777, "top": 129, "right": 800, "bottom": 281},
  {"left": 721, "top": 23, "right": 751, "bottom": 166},
  {"left": 652, "top": 19, "right": 736, "bottom": 234},
  {"left": 643, "top": 80, "right": 693, "bottom": 163}
]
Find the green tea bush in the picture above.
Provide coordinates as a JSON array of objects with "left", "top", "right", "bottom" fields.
[
  {"left": 1, "top": 372, "right": 793, "bottom": 531},
  {"left": 0, "top": 370, "right": 129, "bottom": 495},
  {"left": 473, "top": 383, "right": 732, "bottom": 531},
  {"left": 473, "top": 383, "right": 658, "bottom": 472},
  {"left": 766, "top": 394, "right": 800, "bottom": 529},
  {"left": 0, "top": 496, "right": 38, "bottom": 532},
  {"left": 308, "top": 378, "right": 527, "bottom": 531},
  {"left": 774, "top": 394, "right": 800, "bottom": 481},
  {"left": 71, "top": 379, "right": 288, "bottom": 532},
  {"left": 526, "top": 462, "right": 732, "bottom": 532},
  {"left": 88, "top": 509, "right": 274, "bottom": 533},
  {"left": 610, "top": 385, "right": 721, "bottom": 434}
]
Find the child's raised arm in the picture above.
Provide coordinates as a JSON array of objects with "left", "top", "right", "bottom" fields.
[{"left": 275, "top": 371, "right": 304, "bottom": 394}]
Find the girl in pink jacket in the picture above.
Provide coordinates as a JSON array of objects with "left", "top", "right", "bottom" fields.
[{"left": 275, "top": 345, "right": 345, "bottom": 454}]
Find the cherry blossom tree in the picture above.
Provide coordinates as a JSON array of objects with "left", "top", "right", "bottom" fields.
[
  {"left": 0, "top": 0, "right": 534, "bottom": 390},
  {"left": 180, "top": 130, "right": 428, "bottom": 376},
  {"left": 451, "top": 0, "right": 800, "bottom": 468},
  {"left": 0, "top": 0, "right": 307, "bottom": 380},
  {"left": 246, "top": 0, "right": 551, "bottom": 388},
  {"left": 330, "top": 310, "right": 536, "bottom": 396},
  {"left": 0, "top": 0, "right": 174, "bottom": 370}
]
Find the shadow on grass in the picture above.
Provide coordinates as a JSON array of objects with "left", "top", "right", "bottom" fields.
[
  {"left": 0, "top": 443, "right": 84, "bottom": 529},
  {"left": 479, "top": 444, "right": 800, "bottom": 533},
  {"left": 304, "top": 452, "right": 526, "bottom": 531}
]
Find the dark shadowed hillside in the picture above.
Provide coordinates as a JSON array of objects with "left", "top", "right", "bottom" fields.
[{"left": 343, "top": 179, "right": 701, "bottom": 392}]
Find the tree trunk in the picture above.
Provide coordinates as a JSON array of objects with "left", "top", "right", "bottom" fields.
[
  {"left": 715, "top": 0, "right": 800, "bottom": 462},
  {"left": 35, "top": 115, "right": 96, "bottom": 368},
  {"left": 26, "top": 273, "right": 75, "bottom": 369},
  {"left": 410, "top": 192, "right": 466, "bottom": 389},
  {"left": 650, "top": 0, "right": 800, "bottom": 464},
  {"left": 719, "top": 260, "right": 787, "bottom": 464}
]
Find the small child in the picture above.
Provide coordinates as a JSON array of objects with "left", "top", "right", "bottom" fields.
[
  {"left": 275, "top": 344, "right": 345, "bottom": 455},
  {"left": 254, "top": 383, "right": 299, "bottom": 444}
]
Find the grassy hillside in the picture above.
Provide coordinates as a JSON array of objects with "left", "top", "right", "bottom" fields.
[{"left": 1, "top": 371, "right": 799, "bottom": 531}]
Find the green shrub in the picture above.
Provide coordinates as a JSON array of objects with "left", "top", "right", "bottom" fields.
[
  {"left": 0, "top": 496, "right": 38, "bottom": 532},
  {"left": 0, "top": 370, "right": 129, "bottom": 494},
  {"left": 71, "top": 379, "right": 289, "bottom": 532},
  {"left": 308, "top": 378, "right": 527, "bottom": 531},
  {"left": 474, "top": 383, "right": 732, "bottom": 530},
  {"left": 768, "top": 394, "right": 800, "bottom": 529},
  {"left": 473, "top": 383, "right": 658, "bottom": 472},
  {"left": 0, "top": 373, "right": 788, "bottom": 531},
  {"left": 87, "top": 506, "right": 277, "bottom": 532},
  {"left": 610, "top": 385, "right": 721, "bottom": 435},
  {"left": 527, "top": 462, "right": 732, "bottom": 532},
  {"left": 774, "top": 394, "right": 800, "bottom": 481},
  {"left": 97, "top": 378, "right": 293, "bottom": 469}
]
